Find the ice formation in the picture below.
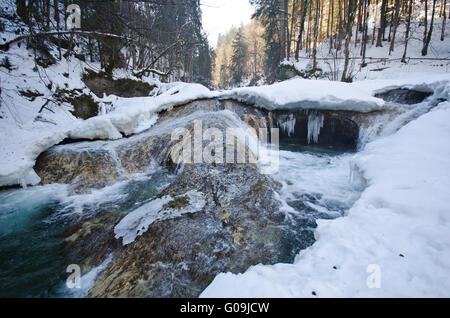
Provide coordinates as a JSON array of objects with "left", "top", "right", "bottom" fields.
[
  {"left": 114, "top": 190, "right": 206, "bottom": 245},
  {"left": 278, "top": 114, "right": 296, "bottom": 137},
  {"left": 307, "top": 110, "right": 324, "bottom": 144}
]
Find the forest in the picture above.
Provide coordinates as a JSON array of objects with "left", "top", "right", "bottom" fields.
[
  {"left": 214, "top": 0, "right": 448, "bottom": 86},
  {"left": 2, "top": 0, "right": 212, "bottom": 84},
  {"left": 2, "top": 1, "right": 448, "bottom": 89}
]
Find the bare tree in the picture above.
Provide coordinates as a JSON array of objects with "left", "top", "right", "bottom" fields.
[
  {"left": 341, "top": 0, "right": 358, "bottom": 82},
  {"left": 376, "top": 0, "right": 388, "bottom": 46},
  {"left": 402, "top": 0, "right": 414, "bottom": 63},
  {"left": 422, "top": 0, "right": 438, "bottom": 55},
  {"left": 441, "top": 0, "right": 447, "bottom": 41},
  {"left": 389, "top": 0, "right": 401, "bottom": 54}
]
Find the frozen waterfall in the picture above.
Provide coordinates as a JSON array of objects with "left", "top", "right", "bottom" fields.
[{"left": 307, "top": 110, "right": 324, "bottom": 144}]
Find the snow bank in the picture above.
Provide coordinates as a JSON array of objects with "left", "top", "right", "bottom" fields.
[
  {"left": 218, "top": 77, "right": 385, "bottom": 112},
  {"left": 0, "top": 80, "right": 214, "bottom": 187},
  {"left": 201, "top": 101, "right": 450, "bottom": 298}
]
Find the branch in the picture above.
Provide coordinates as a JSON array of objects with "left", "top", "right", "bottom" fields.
[
  {"left": 0, "top": 31, "right": 135, "bottom": 51},
  {"left": 133, "top": 40, "right": 182, "bottom": 78}
]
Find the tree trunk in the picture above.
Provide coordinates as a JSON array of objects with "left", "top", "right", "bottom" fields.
[
  {"left": 372, "top": 0, "right": 378, "bottom": 45},
  {"left": 422, "top": 0, "right": 437, "bottom": 55},
  {"left": 389, "top": 0, "right": 401, "bottom": 54},
  {"left": 287, "top": 0, "right": 297, "bottom": 58},
  {"left": 312, "top": 0, "right": 320, "bottom": 70},
  {"left": 424, "top": 0, "right": 428, "bottom": 48},
  {"left": 341, "top": 0, "right": 357, "bottom": 82},
  {"left": 362, "top": 0, "right": 370, "bottom": 64},
  {"left": 376, "top": 0, "right": 388, "bottom": 47},
  {"left": 279, "top": 0, "right": 288, "bottom": 61},
  {"left": 441, "top": 0, "right": 447, "bottom": 40},
  {"left": 402, "top": 0, "right": 414, "bottom": 63}
]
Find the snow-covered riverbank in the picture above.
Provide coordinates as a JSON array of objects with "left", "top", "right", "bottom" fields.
[{"left": 201, "top": 101, "right": 450, "bottom": 298}]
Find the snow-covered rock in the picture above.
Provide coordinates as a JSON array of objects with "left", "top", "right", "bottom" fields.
[{"left": 218, "top": 77, "right": 385, "bottom": 112}]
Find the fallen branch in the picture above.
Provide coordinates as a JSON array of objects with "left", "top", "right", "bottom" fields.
[{"left": 38, "top": 99, "right": 53, "bottom": 113}]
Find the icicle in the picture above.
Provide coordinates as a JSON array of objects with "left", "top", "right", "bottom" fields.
[
  {"left": 307, "top": 110, "right": 324, "bottom": 144},
  {"left": 278, "top": 114, "right": 296, "bottom": 137}
]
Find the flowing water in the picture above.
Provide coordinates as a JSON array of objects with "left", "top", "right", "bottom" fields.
[
  {"left": 0, "top": 143, "right": 361, "bottom": 297},
  {"left": 276, "top": 143, "right": 361, "bottom": 221},
  {"left": 0, "top": 170, "right": 173, "bottom": 297}
]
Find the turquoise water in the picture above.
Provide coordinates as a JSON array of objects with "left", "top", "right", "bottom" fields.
[
  {"left": 0, "top": 170, "right": 173, "bottom": 297},
  {"left": 0, "top": 143, "right": 360, "bottom": 297}
]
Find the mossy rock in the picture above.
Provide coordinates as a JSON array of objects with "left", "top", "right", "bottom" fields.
[{"left": 82, "top": 69, "right": 156, "bottom": 98}]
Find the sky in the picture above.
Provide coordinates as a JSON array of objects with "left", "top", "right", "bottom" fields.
[{"left": 201, "top": 0, "right": 254, "bottom": 48}]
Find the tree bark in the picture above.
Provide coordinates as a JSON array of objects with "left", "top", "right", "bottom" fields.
[
  {"left": 295, "top": 0, "right": 309, "bottom": 60},
  {"left": 341, "top": 0, "right": 357, "bottom": 82},
  {"left": 389, "top": 0, "right": 401, "bottom": 54},
  {"left": 376, "top": 0, "right": 388, "bottom": 47},
  {"left": 422, "top": 0, "right": 437, "bottom": 55},
  {"left": 441, "top": 0, "right": 447, "bottom": 41},
  {"left": 402, "top": 0, "right": 414, "bottom": 63}
]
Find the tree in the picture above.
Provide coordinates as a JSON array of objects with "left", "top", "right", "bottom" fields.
[
  {"left": 341, "top": 0, "right": 358, "bottom": 82},
  {"left": 389, "top": 0, "right": 401, "bottom": 54},
  {"left": 295, "top": 0, "right": 309, "bottom": 60},
  {"left": 441, "top": 0, "right": 447, "bottom": 41},
  {"left": 402, "top": 0, "right": 414, "bottom": 63},
  {"left": 422, "top": 0, "right": 438, "bottom": 56},
  {"left": 230, "top": 29, "right": 249, "bottom": 85},
  {"left": 312, "top": 0, "right": 321, "bottom": 70},
  {"left": 251, "top": 0, "right": 284, "bottom": 79},
  {"left": 376, "top": 0, "right": 388, "bottom": 47}
]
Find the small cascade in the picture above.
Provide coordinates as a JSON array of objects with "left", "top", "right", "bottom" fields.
[
  {"left": 307, "top": 110, "right": 324, "bottom": 144},
  {"left": 278, "top": 114, "right": 296, "bottom": 137}
]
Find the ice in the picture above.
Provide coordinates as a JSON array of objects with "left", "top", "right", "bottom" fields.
[
  {"left": 114, "top": 190, "right": 206, "bottom": 246},
  {"left": 277, "top": 114, "right": 296, "bottom": 137},
  {"left": 307, "top": 110, "right": 324, "bottom": 144}
]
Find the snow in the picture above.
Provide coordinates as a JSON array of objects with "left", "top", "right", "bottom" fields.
[
  {"left": 114, "top": 190, "right": 206, "bottom": 246},
  {"left": 0, "top": 9, "right": 216, "bottom": 187},
  {"left": 282, "top": 2, "right": 450, "bottom": 84},
  {"left": 2, "top": 12, "right": 449, "bottom": 189},
  {"left": 0, "top": 55, "right": 214, "bottom": 187},
  {"left": 201, "top": 101, "right": 450, "bottom": 298},
  {"left": 218, "top": 77, "right": 385, "bottom": 112}
]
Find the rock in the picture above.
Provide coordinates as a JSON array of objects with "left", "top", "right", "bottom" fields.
[
  {"left": 87, "top": 163, "right": 313, "bottom": 298},
  {"left": 374, "top": 88, "right": 433, "bottom": 105},
  {"left": 82, "top": 70, "right": 156, "bottom": 98},
  {"left": 34, "top": 99, "right": 271, "bottom": 192},
  {"left": 272, "top": 110, "right": 361, "bottom": 150},
  {"left": 34, "top": 99, "right": 316, "bottom": 297}
]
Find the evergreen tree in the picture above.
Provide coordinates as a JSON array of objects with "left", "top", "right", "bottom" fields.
[{"left": 230, "top": 29, "right": 249, "bottom": 85}]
